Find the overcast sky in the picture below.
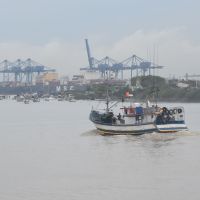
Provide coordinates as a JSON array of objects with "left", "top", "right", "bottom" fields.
[{"left": 0, "top": 0, "right": 199, "bottom": 77}]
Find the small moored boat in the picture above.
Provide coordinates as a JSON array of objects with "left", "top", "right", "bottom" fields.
[{"left": 24, "top": 99, "right": 30, "bottom": 104}]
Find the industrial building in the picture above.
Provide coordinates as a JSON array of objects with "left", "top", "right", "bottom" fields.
[{"left": 35, "top": 72, "right": 59, "bottom": 84}]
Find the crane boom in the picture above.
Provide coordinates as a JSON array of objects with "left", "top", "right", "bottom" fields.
[{"left": 85, "top": 39, "right": 93, "bottom": 69}]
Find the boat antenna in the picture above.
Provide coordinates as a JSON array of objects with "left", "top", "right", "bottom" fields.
[
  {"left": 152, "top": 44, "right": 158, "bottom": 106},
  {"left": 155, "top": 45, "right": 159, "bottom": 106},
  {"left": 106, "top": 89, "right": 109, "bottom": 113}
]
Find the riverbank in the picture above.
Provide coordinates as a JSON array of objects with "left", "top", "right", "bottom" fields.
[{"left": 0, "top": 75, "right": 200, "bottom": 102}]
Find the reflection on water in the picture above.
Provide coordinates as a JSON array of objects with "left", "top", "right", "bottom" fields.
[
  {"left": 82, "top": 128, "right": 200, "bottom": 155},
  {"left": 83, "top": 128, "right": 197, "bottom": 145}
]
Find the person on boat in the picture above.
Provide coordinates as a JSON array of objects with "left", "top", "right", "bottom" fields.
[
  {"left": 155, "top": 107, "right": 171, "bottom": 124},
  {"left": 135, "top": 106, "right": 144, "bottom": 123},
  {"left": 129, "top": 106, "right": 134, "bottom": 115},
  {"left": 155, "top": 108, "right": 163, "bottom": 124},
  {"left": 135, "top": 114, "right": 140, "bottom": 123},
  {"left": 117, "top": 113, "right": 121, "bottom": 120},
  {"left": 112, "top": 117, "right": 117, "bottom": 124},
  {"left": 124, "top": 107, "right": 128, "bottom": 115}
]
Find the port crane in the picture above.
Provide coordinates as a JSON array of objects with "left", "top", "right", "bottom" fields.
[
  {"left": 0, "top": 58, "right": 56, "bottom": 84},
  {"left": 80, "top": 39, "right": 164, "bottom": 79}
]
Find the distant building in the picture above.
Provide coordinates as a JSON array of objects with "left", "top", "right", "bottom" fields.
[
  {"left": 176, "top": 82, "right": 189, "bottom": 88},
  {"left": 72, "top": 75, "right": 84, "bottom": 82},
  {"left": 36, "top": 72, "right": 59, "bottom": 84},
  {"left": 60, "top": 76, "right": 69, "bottom": 85},
  {"left": 83, "top": 71, "right": 100, "bottom": 80}
]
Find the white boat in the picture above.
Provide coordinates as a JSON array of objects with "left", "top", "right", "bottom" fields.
[
  {"left": 65, "top": 94, "right": 76, "bottom": 102},
  {"left": 57, "top": 95, "right": 64, "bottom": 101},
  {"left": 90, "top": 100, "right": 157, "bottom": 135},
  {"left": 16, "top": 95, "right": 24, "bottom": 102},
  {"left": 33, "top": 98, "right": 40, "bottom": 102},
  {"left": 91, "top": 119, "right": 156, "bottom": 135},
  {"left": 24, "top": 99, "right": 30, "bottom": 104},
  {"left": 155, "top": 106, "right": 188, "bottom": 133},
  {"left": 90, "top": 101, "right": 188, "bottom": 135}
]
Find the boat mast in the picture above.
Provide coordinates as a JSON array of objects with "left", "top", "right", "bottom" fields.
[
  {"left": 152, "top": 44, "right": 158, "bottom": 106},
  {"left": 106, "top": 89, "right": 109, "bottom": 113}
]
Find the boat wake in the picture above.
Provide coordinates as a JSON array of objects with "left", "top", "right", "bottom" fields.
[
  {"left": 81, "top": 129, "right": 100, "bottom": 136},
  {"left": 83, "top": 129, "right": 200, "bottom": 143}
]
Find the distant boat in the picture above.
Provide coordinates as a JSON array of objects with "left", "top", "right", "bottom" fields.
[
  {"left": 24, "top": 99, "right": 30, "bottom": 104},
  {"left": 0, "top": 95, "right": 6, "bottom": 100},
  {"left": 44, "top": 97, "right": 50, "bottom": 101},
  {"left": 43, "top": 95, "right": 55, "bottom": 101},
  {"left": 33, "top": 98, "right": 40, "bottom": 103},
  {"left": 67, "top": 94, "right": 76, "bottom": 102},
  {"left": 57, "top": 95, "right": 64, "bottom": 101},
  {"left": 16, "top": 95, "right": 24, "bottom": 102}
]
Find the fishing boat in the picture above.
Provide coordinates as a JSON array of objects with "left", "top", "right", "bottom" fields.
[
  {"left": 155, "top": 106, "right": 188, "bottom": 133},
  {"left": 89, "top": 96, "right": 157, "bottom": 135},
  {"left": 90, "top": 95, "right": 188, "bottom": 134}
]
